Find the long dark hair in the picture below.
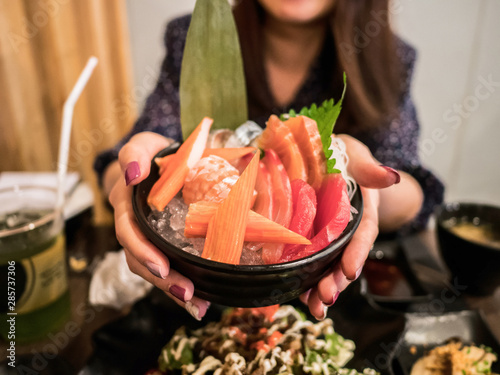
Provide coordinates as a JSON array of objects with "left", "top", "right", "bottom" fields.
[{"left": 233, "top": 0, "right": 403, "bottom": 133}]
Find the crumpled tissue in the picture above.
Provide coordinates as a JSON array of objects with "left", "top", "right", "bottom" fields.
[{"left": 88, "top": 249, "right": 153, "bottom": 309}]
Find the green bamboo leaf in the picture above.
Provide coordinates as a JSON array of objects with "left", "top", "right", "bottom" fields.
[{"left": 180, "top": 0, "right": 248, "bottom": 138}]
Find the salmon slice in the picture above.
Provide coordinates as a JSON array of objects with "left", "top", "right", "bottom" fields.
[
  {"left": 285, "top": 116, "right": 326, "bottom": 190},
  {"left": 258, "top": 115, "right": 308, "bottom": 182}
]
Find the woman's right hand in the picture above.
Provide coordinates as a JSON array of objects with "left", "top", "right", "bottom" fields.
[{"left": 104, "top": 131, "right": 210, "bottom": 320}]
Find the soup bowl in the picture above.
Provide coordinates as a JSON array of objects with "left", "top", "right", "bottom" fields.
[
  {"left": 132, "top": 143, "right": 363, "bottom": 307},
  {"left": 436, "top": 202, "right": 500, "bottom": 296}
]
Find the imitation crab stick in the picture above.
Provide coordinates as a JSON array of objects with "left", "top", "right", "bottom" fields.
[
  {"left": 202, "top": 147, "right": 256, "bottom": 161},
  {"left": 154, "top": 154, "right": 175, "bottom": 176},
  {"left": 201, "top": 151, "right": 260, "bottom": 264},
  {"left": 148, "top": 117, "right": 213, "bottom": 211},
  {"left": 185, "top": 201, "right": 310, "bottom": 244}
]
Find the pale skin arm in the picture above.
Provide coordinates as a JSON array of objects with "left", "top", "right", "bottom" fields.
[{"left": 378, "top": 171, "right": 423, "bottom": 232}]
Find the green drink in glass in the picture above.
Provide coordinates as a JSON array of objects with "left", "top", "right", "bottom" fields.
[{"left": 0, "top": 185, "right": 70, "bottom": 343}]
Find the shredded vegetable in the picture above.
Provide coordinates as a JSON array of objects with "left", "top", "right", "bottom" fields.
[
  {"left": 329, "top": 137, "right": 358, "bottom": 217},
  {"left": 156, "top": 305, "right": 377, "bottom": 375}
]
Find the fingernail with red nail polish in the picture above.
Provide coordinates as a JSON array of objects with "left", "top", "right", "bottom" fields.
[
  {"left": 381, "top": 166, "right": 401, "bottom": 184},
  {"left": 145, "top": 261, "right": 165, "bottom": 279},
  {"left": 169, "top": 285, "right": 186, "bottom": 302},
  {"left": 125, "top": 161, "right": 140, "bottom": 186}
]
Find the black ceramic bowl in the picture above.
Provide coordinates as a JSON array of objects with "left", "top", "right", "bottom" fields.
[
  {"left": 389, "top": 310, "right": 500, "bottom": 375},
  {"left": 436, "top": 202, "right": 500, "bottom": 296},
  {"left": 132, "top": 144, "right": 363, "bottom": 307}
]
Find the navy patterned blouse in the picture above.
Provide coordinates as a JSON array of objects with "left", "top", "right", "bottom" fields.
[{"left": 94, "top": 15, "right": 444, "bottom": 232}]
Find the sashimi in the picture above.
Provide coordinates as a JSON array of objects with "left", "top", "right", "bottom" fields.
[
  {"left": 288, "top": 179, "right": 317, "bottom": 237},
  {"left": 261, "top": 150, "right": 293, "bottom": 264},
  {"left": 253, "top": 162, "right": 273, "bottom": 220},
  {"left": 258, "top": 115, "right": 308, "bottom": 182},
  {"left": 280, "top": 174, "right": 351, "bottom": 262},
  {"left": 280, "top": 179, "right": 317, "bottom": 262},
  {"left": 285, "top": 116, "right": 326, "bottom": 190},
  {"left": 314, "top": 173, "right": 347, "bottom": 233},
  {"left": 149, "top": 113, "right": 354, "bottom": 265}
]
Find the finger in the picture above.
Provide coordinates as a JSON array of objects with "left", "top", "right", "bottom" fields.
[
  {"left": 127, "top": 253, "right": 210, "bottom": 320},
  {"left": 184, "top": 298, "right": 211, "bottom": 321},
  {"left": 299, "top": 289, "right": 311, "bottom": 305},
  {"left": 110, "top": 179, "right": 169, "bottom": 269},
  {"left": 125, "top": 246, "right": 195, "bottom": 303},
  {"left": 165, "top": 292, "right": 210, "bottom": 321},
  {"left": 118, "top": 132, "right": 174, "bottom": 185},
  {"left": 110, "top": 178, "right": 194, "bottom": 292},
  {"left": 340, "top": 187, "right": 379, "bottom": 280},
  {"left": 308, "top": 288, "right": 327, "bottom": 320},
  {"left": 316, "top": 261, "right": 351, "bottom": 305},
  {"left": 336, "top": 134, "right": 400, "bottom": 188}
]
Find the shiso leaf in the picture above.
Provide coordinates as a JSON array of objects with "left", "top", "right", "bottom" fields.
[{"left": 180, "top": 0, "right": 248, "bottom": 138}]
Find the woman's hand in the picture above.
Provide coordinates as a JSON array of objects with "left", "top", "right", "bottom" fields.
[
  {"left": 301, "top": 134, "right": 416, "bottom": 320},
  {"left": 104, "top": 132, "right": 210, "bottom": 320}
]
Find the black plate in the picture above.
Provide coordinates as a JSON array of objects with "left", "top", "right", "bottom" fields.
[
  {"left": 360, "top": 240, "right": 432, "bottom": 312},
  {"left": 389, "top": 310, "right": 500, "bottom": 375},
  {"left": 80, "top": 282, "right": 405, "bottom": 375},
  {"left": 132, "top": 144, "right": 363, "bottom": 307}
]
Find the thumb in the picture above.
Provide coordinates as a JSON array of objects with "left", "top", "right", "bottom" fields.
[
  {"left": 118, "top": 132, "right": 175, "bottom": 186},
  {"left": 336, "top": 134, "right": 400, "bottom": 189}
]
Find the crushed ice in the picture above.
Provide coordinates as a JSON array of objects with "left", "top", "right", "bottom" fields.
[{"left": 147, "top": 194, "right": 263, "bottom": 264}]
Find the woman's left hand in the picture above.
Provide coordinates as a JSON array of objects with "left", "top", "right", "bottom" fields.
[{"left": 301, "top": 134, "right": 401, "bottom": 320}]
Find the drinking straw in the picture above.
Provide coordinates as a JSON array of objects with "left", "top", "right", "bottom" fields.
[{"left": 56, "top": 56, "right": 98, "bottom": 211}]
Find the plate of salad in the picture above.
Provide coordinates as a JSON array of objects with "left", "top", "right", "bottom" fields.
[
  {"left": 80, "top": 285, "right": 406, "bottom": 375},
  {"left": 148, "top": 304, "right": 378, "bottom": 375}
]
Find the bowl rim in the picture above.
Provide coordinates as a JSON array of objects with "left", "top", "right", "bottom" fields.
[
  {"left": 132, "top": 144, "right": 363, "bottom": 273},
  {"left": 435, "top": 201, "right": 500, "bottom": 218},
  {"left": 435, "top": 201, "right": 500, "bottom": 253}
]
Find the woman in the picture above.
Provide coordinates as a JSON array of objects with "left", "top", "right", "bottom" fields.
[{"left": 95, "top": 0, "right": 444, "bottom": 320}]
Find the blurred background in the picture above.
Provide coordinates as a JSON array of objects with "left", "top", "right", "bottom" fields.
[{"left": 1, "top": 0, "right": 499, "bottom": 224}]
